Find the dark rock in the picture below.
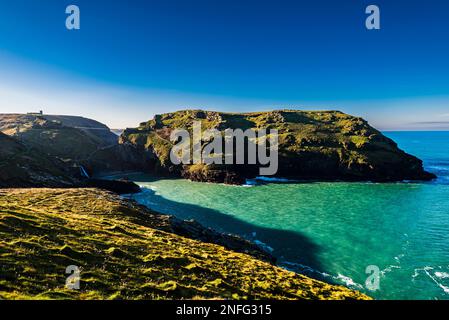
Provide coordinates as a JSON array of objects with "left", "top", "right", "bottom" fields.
[
  {"left": 83, "top": 179, "right": 141, "bottom": 194},
  {"left": 167, "top": 217, "right": 276, "bottom": 263}
]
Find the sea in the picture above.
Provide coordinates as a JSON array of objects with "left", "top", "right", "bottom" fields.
[{"left": 119, "top": 131, "right": 449, "bottom": 300}]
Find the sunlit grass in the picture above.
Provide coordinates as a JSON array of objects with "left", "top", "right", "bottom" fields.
[{"left": 0, "top": 188, "right": 369, "bottom": 300}]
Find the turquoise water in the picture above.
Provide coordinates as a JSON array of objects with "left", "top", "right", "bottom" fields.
[{"left": 126, "top": 132, "right": 449, "bottom": 300}]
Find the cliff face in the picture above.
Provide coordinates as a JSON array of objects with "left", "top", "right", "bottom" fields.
[
  {"left": 120, "top": 110, "right": 436, "bottom": 184},
  {"left": 0, "top": 188, "right": 370, "bottom": 300},
  {"left": 0, "top": 114, "right": 148, "bottom": 191},
  {"left": 0, "top": 132, "right": 77, "bottom": 188},
  {"left": 0, "top": 114, "right": 146, "bottom": 178}
]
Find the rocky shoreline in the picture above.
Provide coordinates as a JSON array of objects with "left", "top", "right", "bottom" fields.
[{"left": 121, "top": 194, "right": 276, "bottom": 263}]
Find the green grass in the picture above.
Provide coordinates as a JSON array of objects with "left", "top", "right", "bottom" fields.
[
  {"left": 121, "top": 109, "right": 388, "bottom": 168},
  {"left": 0, "top": 188, "right": 369, "bottom": 300},
  {"left": 120, "top": 109, "right": 434, "bottom": 183}
]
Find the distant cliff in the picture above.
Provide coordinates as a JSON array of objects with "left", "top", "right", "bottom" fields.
[
  {"left": 120, "top": 109, "right": 436, "bottom": 184},
  {"left": 0, "top": 114, "right": 148, "bottom": 191},
  {"left": 0, "top": 132, "right": 76, "bottom": 188},
  {"left": 0, "top": 113, "right": 146, "bottom": 178}
]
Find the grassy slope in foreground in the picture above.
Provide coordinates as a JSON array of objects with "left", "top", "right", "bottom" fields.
[{"left": 0, "top": 189, "right": 369, "bottom": 300}]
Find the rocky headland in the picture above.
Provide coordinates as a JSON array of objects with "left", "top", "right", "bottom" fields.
[{"left": 120, "top": 109, "right": 436, "bottom": 184}]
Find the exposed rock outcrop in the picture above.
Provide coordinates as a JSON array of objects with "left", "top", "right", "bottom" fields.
[{"left": 82, "top": 178, "right": 141, "bottom": 194}]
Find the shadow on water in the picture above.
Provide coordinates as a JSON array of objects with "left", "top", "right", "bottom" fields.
[{"left": 133, "top": 183, "right": 326, "bottom": 280}]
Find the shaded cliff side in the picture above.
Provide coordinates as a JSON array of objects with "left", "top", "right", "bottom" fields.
[
  {"left": 120, "top": 109, "right": 436, "bottom": 184},
  {"left": 0, "top": 188, "right": 370, "bottom": 300},
  {"left": 0, "top": 132, "right": 76, "bottom": 188},
  {"left": 0, "top": 114, "right": 143, "bottom": 193}
]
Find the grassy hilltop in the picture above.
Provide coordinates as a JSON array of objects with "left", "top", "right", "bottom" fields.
[
  {"left": 121, "top": 109, "right": 435, "bottom": 184},
  {"left": 0, "top": 113, "right": 147, "bottom": 178},
  {"left": 0, "top": 114, "right": 116, "bottom": 160}
]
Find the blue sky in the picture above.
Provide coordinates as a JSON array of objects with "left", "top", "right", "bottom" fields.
[{"left": 0, "top": 0, "right": 448, "bottom": 129}]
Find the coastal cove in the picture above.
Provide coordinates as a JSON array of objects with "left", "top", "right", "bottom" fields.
[{"left": 118, "top": 131, "right": 449, "bottom": 300}]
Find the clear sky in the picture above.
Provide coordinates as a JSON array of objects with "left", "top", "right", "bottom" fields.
[{"left": 0, "top": 0, "right": 448, "bottom": 129}]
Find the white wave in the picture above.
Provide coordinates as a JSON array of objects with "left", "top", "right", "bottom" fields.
[
  {"left": 427, "top": 166, "right": 449, "bottom": 172},
  {"left": 254, "top": 176, "right": 292, "bottom": 182},
  {"left": 135, "top": 186, "right": 158, "bottom": 195},
  {"left": 79, "top": 165, "right": 90, "bottom": 178},
  {"left": 244, "top": 179, "right": 258, "bottom": 186},
  {"left": 244, "top": 177, "right": 294, "bottom": 186},
  {"left": 412, "top": 266, "right": 449, "bottom": 295},
  {"left": 435, "top": 272, "right": 449, "bottom": 279},
  {"left": 412, "top": 266, "right": 433, "bottom": 279},
  {"left": 280, "top": 261, "right": 364, "bottom": 290},
  {"left": 380, "top": 265, "right": 401, "bottom": 276},
  {"left": 253, "top": 240, "right": 274, "bottom": 253},
  {"left": 336, "top": 274, "right": 364, "bottom": 289},
  {"left": 281, "top": 261, "right": 330, "bottom": 278},
  {"left": 424, "top": 269, "right": 449, "bottom": 294}
]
